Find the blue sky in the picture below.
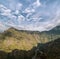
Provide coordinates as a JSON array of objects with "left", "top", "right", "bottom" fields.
[{"left": 0, "top": 0, "right": 60, "bottom": 32}]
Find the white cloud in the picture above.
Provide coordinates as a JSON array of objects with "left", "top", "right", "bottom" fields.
[
  {"left": 16, "top": 3, "right": 23, "bottom": 10},
  {"left": 0, "top": 0, "right": 60, "bottom": 32},
  {"left": 22, "top": 0, "right": 42, "bottom": 22},
  {"left": 17, "top": 15, "right": 25, "bottom": 23},
  {"left": 0, "top": 4, "right": 11, "bottom": 16},
  {"left": 0, "top": 22, "right": 10, "bottom": 32},
  {"left": 23, "top": 0, "right": 41, "bottom": 13},
  {"left": 23, "top": 8, "right": 35, "bottom": 13},
  {"left": 1, "top": 9, "right": 11, "bottom": 16},
  {"left": 32, "top": 0, "right": 41, "bottom": 8}
]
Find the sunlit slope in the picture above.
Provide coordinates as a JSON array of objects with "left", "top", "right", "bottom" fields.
[
  {"left": 0, "top": 28, "right": 41, "bottom": 52},
  {"left": 0, "top": 26, "right": 60, "bottom": 52}
]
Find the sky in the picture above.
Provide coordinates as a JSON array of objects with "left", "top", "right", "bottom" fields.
[{"left": 0, "top": 0, "right": 60, "bottom": 32}]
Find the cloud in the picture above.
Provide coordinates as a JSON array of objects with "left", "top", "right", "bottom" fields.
[
  {"left": 0, "top": 0, "right": 60, "bottom": 32},
  {"left": 23, "top": 0, "right": 41, "bottom": 13},
  {"left": 0, "top": 22, "right": 10, "bottom": 32}
]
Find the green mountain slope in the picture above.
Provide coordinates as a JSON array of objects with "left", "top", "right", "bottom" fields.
[
  {"left": 35, "top": 38, "right": 60, "bottom": 59},
  {"left": 0, "top": 26, "right": 60, "bottom": 52}
]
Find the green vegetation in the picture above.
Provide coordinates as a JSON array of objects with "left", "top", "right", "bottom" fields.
[
  {"left": 0, "top": 26, "right": 60, "bottom": 59},
  {"left": 0, "top": 26, "right": 60, "bottom": 52}
]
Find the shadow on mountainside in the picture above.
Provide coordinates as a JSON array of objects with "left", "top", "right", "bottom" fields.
[{"left": 0, "top": 38, "right": 60, "bottom": 59}]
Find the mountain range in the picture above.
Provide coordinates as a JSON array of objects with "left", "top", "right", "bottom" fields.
[
  {"left": 0, "top": 26, "right": 60, "bottom": 59},
  {"left": 0, "top": 26, "right": 60, "bottom": 52}
]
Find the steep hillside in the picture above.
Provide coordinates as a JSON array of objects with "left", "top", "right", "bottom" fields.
[
  {"left": 0, "top": 38, "right": 60, "bottom": 59},
  {"left": 36, "top": 38, "right": 60, "bottom": 59},
  {"left": 0, "top": 26, "right": 60, "bottom": 52}
]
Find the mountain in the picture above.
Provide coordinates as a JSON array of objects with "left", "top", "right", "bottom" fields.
[
  {"left": 28, "top": 38, "right": 60, "bottom": 59},
  {"left": 0, "top": 27, "right": 40, "bottom": 52},
  {"left": 0, "top": 26, "right": 60, "bottom": 59},
  {"left": 42, "top": 26, "right": 60, "bottom": 34},
  {"left": 0, "top": 26, "right": 60, "bottom": 52}
]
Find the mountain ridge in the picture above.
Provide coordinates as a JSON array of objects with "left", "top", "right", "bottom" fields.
[{"left": 0, "top": 26, "right": 60, "bottom": 52}]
